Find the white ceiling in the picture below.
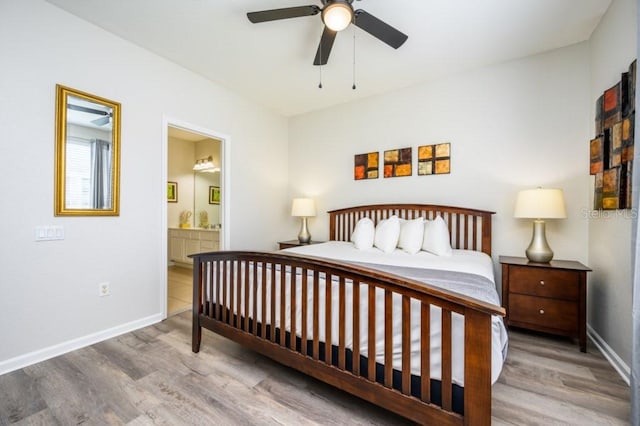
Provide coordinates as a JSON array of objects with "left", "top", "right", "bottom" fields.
[{"left": 46, "top": 0, "right": 611, "bottom": 117}]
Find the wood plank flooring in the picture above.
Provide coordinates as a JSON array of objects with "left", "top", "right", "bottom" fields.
[{"left": 0, "top": 312, "right": 630, "bottom": 425}]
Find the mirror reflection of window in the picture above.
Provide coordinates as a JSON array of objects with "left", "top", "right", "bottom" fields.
[
  {"left": 55, "top": 85, "right": 120, "bottom": 216},
  {"left": 64, "top": 137, "right": 112, "bottom": 209},
  {"left": 65, "top": 95, "right": 114, "bottom": 209}
]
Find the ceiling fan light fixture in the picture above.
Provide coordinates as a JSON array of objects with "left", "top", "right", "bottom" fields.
[{"left": 322, "top": 1, "right": 353, "bottom": 32}]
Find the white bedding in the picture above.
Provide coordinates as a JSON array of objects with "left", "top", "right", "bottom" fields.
[{"left": 282, "top": 241, "right": 495, "bottom": 281}]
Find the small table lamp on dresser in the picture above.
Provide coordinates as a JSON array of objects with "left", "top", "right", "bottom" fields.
[
  {"left": 514, "top": 187, "right": 567, "bottom": 263},
  {"left": 508, "top": 188, "right": 590, "bottom": 351},
  {"left": 291, "top": 198, "right": 316, "bottom": 244}
]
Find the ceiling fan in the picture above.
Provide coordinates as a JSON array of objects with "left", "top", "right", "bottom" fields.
[
  {"left": 67, "top": 103, "right": 112, "bottom": 126},
  {"left": 247, "top": 0, "right": 408, "bottom": 66}
]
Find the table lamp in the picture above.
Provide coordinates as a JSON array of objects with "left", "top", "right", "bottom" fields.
[
  {"left": 291, "top": 198, "right": 316, "bottom": 243},
  {"left": 514, "top": 188, "right": 566, "bottom": 263}
]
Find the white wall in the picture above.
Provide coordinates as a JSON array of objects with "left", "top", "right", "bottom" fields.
[
  {"left": 289, "top": 43, "right": 592, "bottom": 275},
  {"left": 0, "top": 0, "right": 289, "bottom": 372},
  {"left": 587, "top": 0, "right": 637, "bottom": 373}
]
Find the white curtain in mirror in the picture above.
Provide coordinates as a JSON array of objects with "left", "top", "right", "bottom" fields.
[{"left": 91, "top": 138, "right": 112, "bottom": 209}]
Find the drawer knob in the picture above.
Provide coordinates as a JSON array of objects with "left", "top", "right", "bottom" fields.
[
  {"left": 539, "top": 309, "right": 545, "bottom": 315},
  {"left": 540, "top": 280, "right": 545, "bottom": 285}
]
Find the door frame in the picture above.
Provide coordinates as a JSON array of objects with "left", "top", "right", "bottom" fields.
[{"left": 161, "top": 116, "right": 231, "bottom": 319}]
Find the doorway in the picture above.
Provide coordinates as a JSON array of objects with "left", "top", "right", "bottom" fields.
[{"left": 162, "top": 118, "right": 230, "bottom": 318}]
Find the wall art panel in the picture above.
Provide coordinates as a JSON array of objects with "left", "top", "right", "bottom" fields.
[
  {"left": 418, "top": 142, "right": 451, "bottom": 175},
  {"left": 354, "top": 151, "right": 379, "bottom": 180},
  {"left": 384, "top": 148, "right": 412, "bottom": 178},
  {"left": 590, "top": 59, "right": 636, "bottom": 209}
]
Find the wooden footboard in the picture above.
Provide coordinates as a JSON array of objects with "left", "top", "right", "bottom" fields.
[{"left": 191, "top": 251, "right": 505, "bottom": 426}]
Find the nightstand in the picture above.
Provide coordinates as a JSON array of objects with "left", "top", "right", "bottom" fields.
[
  {"left": 499, "top": 256, "right": 591, "bottom": 352},
  {"left": 278, "top": 240, "right": 325, "bottom": 250}
]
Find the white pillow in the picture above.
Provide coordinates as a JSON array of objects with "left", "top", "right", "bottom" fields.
[
  {"left": 422, "top": 215, "right": 453, "bottom": 256},
  {"left": 398, "top": 217, "right": 425, "bottom": 255},
  {"left": 351, "top": 218, "right": 375, "bottom": 249},
  {"left": 374, "top": 215, "right": 401, "bottom": 253}
]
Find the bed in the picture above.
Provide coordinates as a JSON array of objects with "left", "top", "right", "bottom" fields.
[{"left": 191, "top": 204, "right": 506, "bottom": 425}]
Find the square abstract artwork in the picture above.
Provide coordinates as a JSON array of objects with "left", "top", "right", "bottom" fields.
[
  {"left": 354, "top": 151, "right": 379, "bottom": 180},
  {"left": 384, "top": 148, "right": 412, "bottom": 178},
  {"left": 418, "top": 142, "right": 451, "bottom": 175}
]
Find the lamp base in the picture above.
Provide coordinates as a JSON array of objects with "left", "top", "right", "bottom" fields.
[
  {"left": 525, "top": 220, "right": 554, "bottom": 263},
  {"left": 298, "top": 217, "right": 311, "bottom": 244}
]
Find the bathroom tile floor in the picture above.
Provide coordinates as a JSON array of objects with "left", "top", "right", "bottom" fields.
[{"left": 168, "top": 265, "right": 191, "bottom": 315}]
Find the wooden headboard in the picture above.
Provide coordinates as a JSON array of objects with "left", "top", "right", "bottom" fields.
[{"left": 328, "top": 203, "right": 495, "bottom": 256}]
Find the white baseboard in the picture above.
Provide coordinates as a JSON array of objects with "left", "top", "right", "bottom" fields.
[
  {"left": 587, "top": 324, "right": 631, "bottom": 385},
  {"left": 0, "top": 313, "right": 163, "bottom": 376}
]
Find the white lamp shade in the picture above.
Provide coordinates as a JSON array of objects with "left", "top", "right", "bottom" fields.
[
  {"left": 514, "top": 188, "right": 567, "bottom": 219},
  {"left": 291, "top": 198, "right": 316, "bottom": 217},
  {"left": 322, "top": 2, "right": 353, "bottom": 31}
]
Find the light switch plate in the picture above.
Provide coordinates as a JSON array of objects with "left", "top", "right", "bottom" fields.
[{"left": 35, "top": 226, "right": 64, "bottom": 241}]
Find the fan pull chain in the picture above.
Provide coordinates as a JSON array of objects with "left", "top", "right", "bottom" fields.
[
  {"left": 352, "top": 30, "right": 357, "bottom": 90},
  {"left": 318, "top": 40, "right": 323, "bottom": 89}
]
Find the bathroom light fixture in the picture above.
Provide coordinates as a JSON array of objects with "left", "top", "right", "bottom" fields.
[
  {"left": 322, "top": 1, "right": 353, "bottom": 32},
  {"left": 193, "top": 156, "right": 220, "bottom": 173},
  {"left": 291, "top": 198, "right": 316, "bottom": 244},
  {"left": 514, "top": 187, "right": 567, "bottom": 263}
]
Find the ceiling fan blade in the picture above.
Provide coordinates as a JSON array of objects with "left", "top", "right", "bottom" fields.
[
  {"left": 67, "top": 103, "right": 108, "bottom": 116},
  {"left": 247, "top": 5, "right": 320, "bottom": 23},
  {"left": 353, "top": 9, "right": 408, "bottom": 49},
  {"left": 313, "top": 26, "right": 337, "bottom": 66},
  {"left": 91, "top": 116, "right": 110, "bottom": 126}
]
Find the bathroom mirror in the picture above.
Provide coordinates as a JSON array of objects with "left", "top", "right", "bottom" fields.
[
  {"left": 194, "top": 169, "right": 220, "bottom": 227},
  {"left": 54, "top": 85, "right": 121, "bottom": 216}
]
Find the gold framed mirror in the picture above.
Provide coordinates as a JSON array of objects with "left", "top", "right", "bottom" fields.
[{"left": 54, "top": 85, "right": 121, "bottom": 216}]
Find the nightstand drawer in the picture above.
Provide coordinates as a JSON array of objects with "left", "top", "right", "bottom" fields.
[
  {"left": 509, "top": 266, "right": 578, "bottom": 300},
  {"left": 509, "top": 294, "right": 578, "bottom": 332}
]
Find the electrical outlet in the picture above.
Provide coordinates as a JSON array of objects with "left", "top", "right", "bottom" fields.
[{"left": 98, "top": 282, "right": 110, "bottom": 297}]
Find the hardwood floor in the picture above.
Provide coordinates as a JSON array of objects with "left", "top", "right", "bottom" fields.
[
  {"left": 0, "top": 313, "right": 630, "bottom": 425},
  {"left": 492, "top": 330, "right": 629, "bottom": 425}
]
